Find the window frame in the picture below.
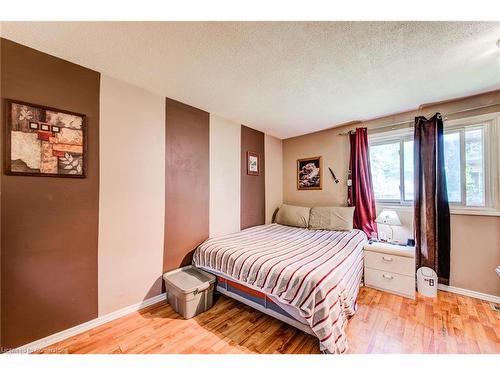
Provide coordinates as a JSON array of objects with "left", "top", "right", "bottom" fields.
[
  {"left": 443, "top": 113, "right": 499, "bottom": 213},
  {"left": 368, "top": 112, "right": 500, "bottom": 215}
]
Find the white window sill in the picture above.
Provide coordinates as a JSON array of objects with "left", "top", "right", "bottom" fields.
[
  {"left": 449, "top": 208, "right": 500, "bottom": 217},
  {"left": 376, "top": 203, "right": 500, "bottom": 217}
]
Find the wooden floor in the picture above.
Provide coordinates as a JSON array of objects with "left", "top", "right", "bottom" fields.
[{"left": 37, "top": 287, "right": 500, "bottom": 354}]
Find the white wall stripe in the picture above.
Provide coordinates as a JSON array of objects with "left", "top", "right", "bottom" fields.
[
  {"left": 209, "top": 114, "right": 241, "bottom": 237},
  {"left": 98, "top": 75, "right": 165, "bottom": 316},
  {"left": 264, "top": 134, "right": 283, "bottom": 223}
]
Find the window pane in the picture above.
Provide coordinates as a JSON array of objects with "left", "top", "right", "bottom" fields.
[
  {"left": 370, "top": 142, "right": 400, "bottom": 200},
  {"left": 403, "top": 140, "right": 414, "bottom": 201},
  {"left": 465, "top": 128, "right": 485, "bottom": 206},
  {"left": 443, "top": 132, "right": 461, "bottom": 203}
]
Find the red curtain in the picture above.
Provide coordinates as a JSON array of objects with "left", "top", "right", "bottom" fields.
[{"left": 348, "top": 128, "right": 378, "bottom": 237}]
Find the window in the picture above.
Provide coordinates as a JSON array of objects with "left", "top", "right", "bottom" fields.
[
  {"left": 369, "top": 136, "right": 413, "bottom": 203},
  {"left": 443, "top": 132, "right": 461, "bottom": 203},
  {"left": 443, "top": 126, "right": 486, "bottom": 206},
  {"left": 368, "top": 113, "right": 499, "bottom": 211},
  {"left": 370, "top": 141, "right": 401, "bottom": 201}
]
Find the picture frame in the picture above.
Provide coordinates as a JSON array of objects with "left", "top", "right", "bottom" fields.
[
  {"left": 246, "top": 151, "right": 260, "bottom": 176},
  {"left": 297, "top": 156, "right": 322, "bottom": 190},
  {"left": 4, "top": 99, "right": 87, "bottom": 178}
]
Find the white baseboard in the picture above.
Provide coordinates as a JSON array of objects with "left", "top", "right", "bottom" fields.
[
  {"left": 5, "top": 293, "right": 166, "bottom": 354},
  {"left": 438, "top": 284, "right": 499, "bottom": 304}
]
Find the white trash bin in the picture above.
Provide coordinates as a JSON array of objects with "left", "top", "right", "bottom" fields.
[{"left": 417, "top": 267, "right": 438, "bottom": 298}]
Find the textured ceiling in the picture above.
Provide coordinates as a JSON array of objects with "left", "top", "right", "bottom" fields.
[{"left": 1, "top": 21, "right": 500, "bottom": 138}]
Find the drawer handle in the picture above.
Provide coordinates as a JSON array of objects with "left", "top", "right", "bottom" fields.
[
  {"left": 382, "top": 274, "right": 394, "bottom": 280},
  {"left": 382, "top": 256, "right": 393, "bottom": 262}
]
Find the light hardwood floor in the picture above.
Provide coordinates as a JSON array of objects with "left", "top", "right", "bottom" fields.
[{"left": 37, "top": 287, "right": 500, "bottom": 354}]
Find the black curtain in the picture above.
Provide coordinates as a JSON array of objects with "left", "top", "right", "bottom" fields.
[{"left": 414, "top": 113, "right": 451, "bottom": 284}]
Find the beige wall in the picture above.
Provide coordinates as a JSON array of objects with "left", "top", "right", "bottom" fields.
[
  {"left": 265, "top": 134, "right": 283, "bottom": 223},
  {"left": 282, "top": 129, "right": 415, "bottom": 243},
  {"left": 283, "top": 129, "right": 350, "bottom": 207},
  {"left": 450, "top": 215, "right": 500, "bottom": 296},
  {"left": 98, "top": 75, "right": 165, "bottom": 315},
  {"left": 283, "top": 90, "right": 500, "bottom": 297},
  {"left": 209, "top": 114, "right": 241, "bottom": 237}
]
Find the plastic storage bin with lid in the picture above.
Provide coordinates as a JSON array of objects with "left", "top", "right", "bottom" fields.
[
  {"left": 416, "top": 266, "right": 438, "bottom": 298},
  {"left": 163, "top": 265, "right": 216, "bottom": 319}
]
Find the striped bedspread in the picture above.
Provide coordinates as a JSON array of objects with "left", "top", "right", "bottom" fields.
[{"left": 192, "top": 223, "right": 367, "bottom": 353}]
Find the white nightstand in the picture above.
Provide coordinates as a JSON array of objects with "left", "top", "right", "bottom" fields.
[{"left": 363, "top": 241, "right": 416, "bottom": 299}]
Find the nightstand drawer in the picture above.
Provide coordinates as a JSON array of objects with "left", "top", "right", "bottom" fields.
[
  {"left": 364, "top": 250, "right": 414, "bottom": 276},
  {"left": 365, "top": 267, "right": 415, "bottom": 299}
]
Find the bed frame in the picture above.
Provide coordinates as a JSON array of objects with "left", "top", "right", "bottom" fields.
[{"left": 214, "top": 275, "right": 315, "bottom": 336}]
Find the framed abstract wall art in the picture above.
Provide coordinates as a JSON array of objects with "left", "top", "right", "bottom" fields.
[
  {"left": 297, "top": 156, "right": 322, "bottom": 190},
  {"left": 4, "top": 99, "right": 87, "bottom": 178},
  {"left": 246, "top": 151, "right": 260, "bottom": 176}
]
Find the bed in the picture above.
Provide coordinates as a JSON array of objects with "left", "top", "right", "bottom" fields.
[{"left": 192, "top": 223, "right": 367, "bottom": 354}]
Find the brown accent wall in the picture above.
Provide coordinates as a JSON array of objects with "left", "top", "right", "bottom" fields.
[
  {"left": 0, "top": 38, "right": 100, "bottom": 348},
  {"left": 241, "top": 125, "right": 265, "bottom": 229},
  {"left": 164, "top": 98, "right": 209, "bottom": 272}
]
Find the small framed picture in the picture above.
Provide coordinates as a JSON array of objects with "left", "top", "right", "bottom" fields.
[
  {"left": 29, "top": 122, "right": 39, "bottom": 130},
  {"left": 246, "top": 151, "right": 260, "bottom": 176},
  {"left": 40, "top": 123, "right": 50, "bottom": 131},
  {"left": 51, "top": 125, "right": 61, "bottom": 133},
  {"left": 297, "top": 156, "right": 322, "bottom": 190}
]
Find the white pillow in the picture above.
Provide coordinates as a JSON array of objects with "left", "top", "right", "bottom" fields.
[{"left": 309, "top": 206, "right": 355, "bottom": 231}]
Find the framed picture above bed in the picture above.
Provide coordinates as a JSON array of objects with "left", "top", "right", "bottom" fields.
[
  {"left": 4, "top": 99, "right": 87, "bottom": 178},
  {"left": 246, "top": 151, "right": 260, "bottom": 176},
  {"left": 297, "top": 156, "right": 322, "bottom": 190}
]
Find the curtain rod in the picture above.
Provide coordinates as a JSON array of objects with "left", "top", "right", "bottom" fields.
[{"left": 337, "top": 101, "right": 500, "bottom": 136}]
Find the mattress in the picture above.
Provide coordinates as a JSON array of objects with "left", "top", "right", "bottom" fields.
[{"left": 192, "top": 223, "right": 367, "bottom": 354}]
